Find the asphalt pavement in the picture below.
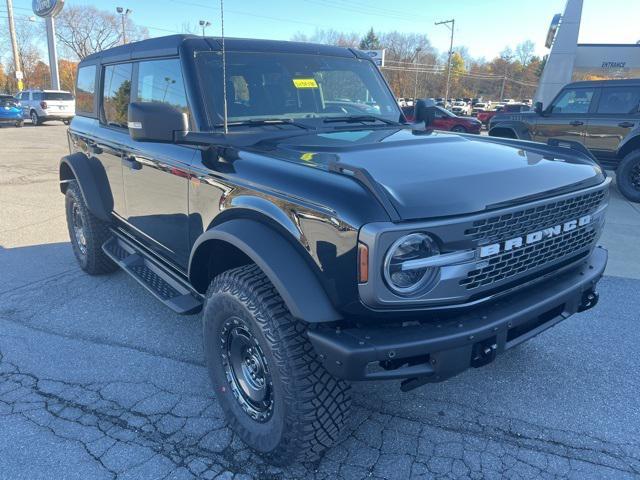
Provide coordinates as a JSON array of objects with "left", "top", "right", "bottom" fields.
[{"left": 1, "top": 123, "right": 640, "bottom": 480}]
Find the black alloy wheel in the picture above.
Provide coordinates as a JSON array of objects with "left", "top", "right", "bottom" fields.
[{"left": 220, "top": 317, "right": 274, "bottom": 422}]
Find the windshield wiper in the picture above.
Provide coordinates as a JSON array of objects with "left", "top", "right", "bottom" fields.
[
  {"left": 215, "top": 118, "right": 311, "bottom": 130},
  {"left": 322, "top": 115, "right": 401, "bottom": 126}
]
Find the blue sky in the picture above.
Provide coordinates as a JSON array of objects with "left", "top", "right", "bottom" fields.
[{"left": 5, "top": 0, "right": 640, "bottom": 60}]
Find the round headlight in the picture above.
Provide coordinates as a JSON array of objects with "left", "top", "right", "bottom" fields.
[{"left": 383, "top": 233, "right": 440, "bottom": 295}]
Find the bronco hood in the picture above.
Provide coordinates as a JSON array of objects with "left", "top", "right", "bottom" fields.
[{"left": 251, "top": 128, "right": 605, "bottom": 220}]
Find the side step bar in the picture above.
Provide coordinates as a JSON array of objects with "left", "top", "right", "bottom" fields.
[{"left": 102, "top": 235, "right": 203, "bottom": 315}]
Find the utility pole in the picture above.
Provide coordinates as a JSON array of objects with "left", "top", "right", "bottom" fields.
[
  {"left": 499, "top": 53, "right": 512, "bottom": 100},
  {"left": 435, "top": 19, "right": 455, "bottom": 105},
  {"left": 5, "top": 0, "right": 23, "bottom": 90},
  {"left": 116, "top": 7, "right": 132, "bottom": 44},
  {"left": 413, "top": 47, "right": 422, "bottom": 101}
]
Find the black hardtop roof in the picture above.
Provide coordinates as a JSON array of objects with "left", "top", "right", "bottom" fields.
[
  {"left": 80, "top": 34, "right": 361, "bottom": 66},
  {"left": 565, "top": 78, "right": 640, "bottom": 88}
]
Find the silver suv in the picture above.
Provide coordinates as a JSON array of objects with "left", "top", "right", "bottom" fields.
[{"left": 15, "top": 89, "right": 75, "bottom": 125}]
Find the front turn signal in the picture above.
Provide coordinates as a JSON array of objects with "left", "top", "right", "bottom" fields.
[{"left": 358, "top": 242, "right": 369, "bottom": 284}]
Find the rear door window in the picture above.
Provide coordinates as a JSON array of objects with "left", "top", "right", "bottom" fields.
[
  {"left": 596, "top": 87, "right": 640, "bottom": 114},
  {"left": 102, "top": 63, "right": 133, "bottom": 128}
]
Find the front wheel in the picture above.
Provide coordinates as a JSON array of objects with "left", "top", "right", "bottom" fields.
[
  {"left": 15, "top": 120, "right": 23, "bottom": 128},
  {"left": 30, "top": 111, "right": 40, "bottom": 126},
  {"left": 451, "top": 125, "right": 467, "bottom": 133},
  {"left": 63, "top": 119, "right": 71, "bottom": 125},
  {"left": 203, "top": 265, "right": 351, "bottom": 465},
  {"left": 617, "top": 150, "right": 640, "bottom": 203}
]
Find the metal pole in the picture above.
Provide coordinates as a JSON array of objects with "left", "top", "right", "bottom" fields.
[
  {"left": 5, "top": 0, "right": 23, "bottom": 90},
  {"left": 413, "top": 47, "right": 421, "bottom": 100},
  {"left": 435, "top": 19, "right": 455, "bottom": 105},
  {"left": 220, "top": 0, "right": 228, "bottom": 134},
  {"left": 46, "top": 16, "right": 60, "bottom": 90},
  {"left": 121, "top": 13, "right": 127, "bottom": 44}
]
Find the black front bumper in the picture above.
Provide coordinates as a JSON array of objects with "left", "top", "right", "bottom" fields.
[{"left": 308, "top": 247, "right": 607, "bottom": 385}]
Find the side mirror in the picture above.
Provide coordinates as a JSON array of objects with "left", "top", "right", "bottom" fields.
[
  {"left": 414, "top": 99, "right": 436, "bottom": 127},
  {"left": 128, "top": 101, "right": 188, "bottom": 142},
  {"left": 534, "top": 101, "right": 544, "bottom": 115}
]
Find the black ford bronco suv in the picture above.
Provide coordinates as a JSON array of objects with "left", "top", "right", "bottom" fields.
[
  {"left": 61, "top": 35, "right": 609, "bottom": 464},
  {"left": 489, "top": 79, "right": 640, "bottom": 202}
]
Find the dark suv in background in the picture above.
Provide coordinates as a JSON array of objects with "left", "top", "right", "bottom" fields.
[{"left": 490, "top": 79, "right": 640, "bottom": 202}]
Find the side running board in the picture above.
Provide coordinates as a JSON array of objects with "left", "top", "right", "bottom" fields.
[{"left": 102, "top": 235, "right": 203, "bottom": 315}]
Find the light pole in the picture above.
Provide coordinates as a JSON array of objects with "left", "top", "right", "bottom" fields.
[
  {"left": 413, "top": 47, "right": 422, "bottom": 101},
  {"left": 199, "top": 20, "right": 211, "bottom": 37},
  {"left": 116, "top": 7, "right": 132, "bottom": 44},
  {"left": 435, "top": 18, "right": 455, "bottom": 104}
]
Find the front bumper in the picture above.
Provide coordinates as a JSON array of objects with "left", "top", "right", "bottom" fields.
[{"left": 308, "top": 246, "right": 607, "bottom": 385}]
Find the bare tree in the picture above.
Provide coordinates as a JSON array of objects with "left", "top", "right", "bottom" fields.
[
  {"left": 54, "top": 5, "right": 149, "bottom": 60},
  {"left": 291, "top": 29, "right": 359, "bottom": 47},
  {"left": 515, "top": 40, "right": 536, "bottom": 66},
  {"left": 0, "top": 17, "right": 44, "bottom": 89}
]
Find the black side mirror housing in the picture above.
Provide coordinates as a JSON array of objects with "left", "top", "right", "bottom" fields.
[
  {"left": 128, "top": 101, "right": 188, "bottom": 142},
  {"left": 534, "top": 101, "right": 544, "bottom": 115},
  {"left": 414, "top": 99, "right": 428, "bottom": 124}
]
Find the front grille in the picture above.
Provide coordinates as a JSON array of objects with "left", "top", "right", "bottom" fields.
[
  {"left": 464, "top": 189, "right": 606, "bottom": 243},
  {"left": 460, "top": 224, "right": 598, "bottom": 290}
]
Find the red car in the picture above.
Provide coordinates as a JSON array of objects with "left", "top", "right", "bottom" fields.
[
  {"left": 403, "top": 105, "right": 482, "bottom": 134},
  {"left": 477, "top": 103, "right": 530, "bottom": 126}
]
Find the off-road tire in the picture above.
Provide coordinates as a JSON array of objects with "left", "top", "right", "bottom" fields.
[
  {"left": 64, "top": 180, "right": 117, "bottom": 274},
  {"left": 203, "top": 264, "right": 351, "bottom": 465},
  {"left": 617, "top": 150, "right": 640, "bottom": 203}
]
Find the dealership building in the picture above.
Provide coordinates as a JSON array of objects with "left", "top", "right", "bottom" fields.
[{"left": 536, "top": 0, "right": 640, "bottom": 105}]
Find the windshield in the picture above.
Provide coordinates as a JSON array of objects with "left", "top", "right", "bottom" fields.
[
  {"left": 43, "top": 92, "right": 74, "bottom": 101},
  {"left": 195, "top": 51, "right": 401, "bottom": 128},
  {"left": 0, "top": 96, "right": 17, "bottom": 107}
]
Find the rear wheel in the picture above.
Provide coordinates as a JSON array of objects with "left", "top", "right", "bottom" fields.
[
  {"left": 451, "top": 125, "right": 467, "bottom": 133},
  {"left": 63, "top": 119, "right": 70, "bottom": 125},
  {"left": 15, "top": 120, "right": 23, "bottom": 128},
  {"left": 203, "top": 264, "right": 351, "bottom": 465},
  {"left": 617, "top": 150, "right": 640, "bottom": 202},
  {"left": 30, "top": 111, "right": 40, "bottom": 126},
  {"left": 64, "top": 180, "right": 117, "bottom": 274}
]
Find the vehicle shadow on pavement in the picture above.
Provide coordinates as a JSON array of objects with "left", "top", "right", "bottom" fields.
[{"left": 1, "top": 242, "right": 640, "bottom": 479}]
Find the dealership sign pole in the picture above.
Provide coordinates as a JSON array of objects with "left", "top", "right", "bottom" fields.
[{"left": 32, "top": 0, "right": 64, "bottom": 90}]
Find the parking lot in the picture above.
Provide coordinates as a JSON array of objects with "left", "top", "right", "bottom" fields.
[{"left": 1, "top": 124, "right": 640, "bottom": 479}]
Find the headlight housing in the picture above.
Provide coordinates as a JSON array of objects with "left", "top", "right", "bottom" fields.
[{"left": 383, "top": 233, "right": 440, "bottom": 295}]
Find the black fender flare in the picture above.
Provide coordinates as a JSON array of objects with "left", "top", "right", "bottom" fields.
[
  {"left": 617, "top": 131, "right": 640, "bottom": 159},
  {"left": 189, "top": 219, "right": 343, "bottom": 323},
  {"left": 59, "top": 153, "right": 113, "bottom": 222},
  {"left": 488, "top": 121, "right": 532, "bottom": 140}
]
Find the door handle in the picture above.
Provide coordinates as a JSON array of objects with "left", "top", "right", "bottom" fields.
[
  {"left": 618, "top": 121, "right": 635, "bottom": 128},
  {"left": 122, "top": 155, "right": 142, "bottom": 170},
  {"left": 569, "top": 120, "right": 584, "bottom": 126}
]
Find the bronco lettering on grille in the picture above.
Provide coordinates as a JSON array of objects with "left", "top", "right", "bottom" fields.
[{"left": 479, "top": 215, "right": 592, "bottom": 258}]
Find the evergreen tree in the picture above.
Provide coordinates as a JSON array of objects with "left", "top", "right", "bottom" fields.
[{"left": 359, "top": 28, "right": 381, "bottom": 50}]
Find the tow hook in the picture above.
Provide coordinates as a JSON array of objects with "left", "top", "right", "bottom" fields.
[
  {"left": 578, "top": 290, "right": 599, "bottom": 312},
  {"left": 471, "top": 337, "right": 497, "bottom": 368}
]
